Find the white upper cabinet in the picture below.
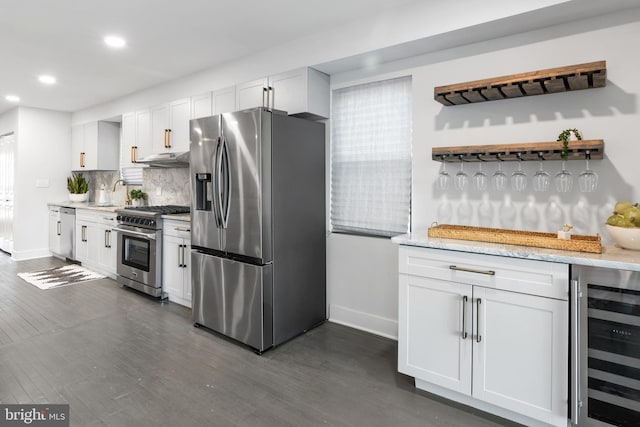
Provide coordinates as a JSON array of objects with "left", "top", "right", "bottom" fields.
[
  {"left": 151, "top": 98, "right": 191, "bottom": 153},
  {"left": 120, "top": 112, "right": 136, "bottom": 168},
  {"left": 191, "top": 92, "right": 213, "bottom": 120},
  {"left": 70, "top": 121, "right": 119, "bottom": 171},
  {"left": 236, "top": 67, "right": 329, "bottom": 119},
  {"left": 134, "top": 109, "right": 153, "bottom": 162},
  {"left": 213, "top": 86, "right": 236, "bottom": 115}
]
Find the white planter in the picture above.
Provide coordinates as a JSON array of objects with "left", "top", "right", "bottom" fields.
[
  {"left": 69, "top": 193, "right": 88, "bottom": 203},
  {"left": 131, "top": 199, "right": 144, "bottom": 207}
]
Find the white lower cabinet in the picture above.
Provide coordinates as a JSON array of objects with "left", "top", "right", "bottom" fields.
[
  {"left": 398, "top": 246, "right": 569, "bottom": 427},
  {"left": 162, "top": 219, "right": 191, "bottom": 307},
  {"left": 75, "top": 209, "right": 117, "bottom": 277},
  {"left": 48, "top": 206, "right": 62, "bottom": 257}
]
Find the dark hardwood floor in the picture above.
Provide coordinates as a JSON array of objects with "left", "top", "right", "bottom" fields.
[{"left": 0, "top": 254, "right": 515, "bottom": 426}]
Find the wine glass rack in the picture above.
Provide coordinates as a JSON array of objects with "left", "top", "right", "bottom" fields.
[
  {"left": 432, "top": 139, "right": 604, "bottom": 162},
  {"left": 434, "top": 61, "right": 606, "bottom": 106}
]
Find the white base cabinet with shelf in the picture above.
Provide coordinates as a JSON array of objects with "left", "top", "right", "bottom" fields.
[
  {"left": 398, "top": 246, "right": 569, "bottom": 427},
  {"left": 162, "top": 219, "right": 191, "bottom": 307},
  {"left": 75, "top": 209, "right": 117, "bottom": 278}
]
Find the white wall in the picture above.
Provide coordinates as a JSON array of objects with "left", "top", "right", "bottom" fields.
[
  {"left": 327, "top": 8, "right": 640, "bottom": 338},
  {"left": 12, "top": 108, "right": 71, "bottom": 260}
]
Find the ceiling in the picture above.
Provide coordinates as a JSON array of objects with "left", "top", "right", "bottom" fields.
[
  {"left": 0, "top": 0, "right": 417, "bottom": 116},
  {"left": 2, "top": 0, "right": 639, "bottom": 118}
]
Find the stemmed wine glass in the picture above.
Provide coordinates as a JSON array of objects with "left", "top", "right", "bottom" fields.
[
  {"left": 473, "top": 160, "right": 488, "bottom": 191},
  {"left": 533, "top": 153, "right": 550, "bottom": 192},
  {"left": 492, "top": 154, "right": 507, "bottom": 191},
  {"left": 437, "top": 156, "right": 450, "bottom": 190},
  {"left": 578, "top": 150, "right": 598, "bottom": 192},
  {"left": 511, "top": 153, "right": 527, "bottom": 192},
  {"left": 455, "top": 155, "right": 469, "bottom": 191},
  {"left": 555, "top": 159, "right": 573, "bottom": 193}
]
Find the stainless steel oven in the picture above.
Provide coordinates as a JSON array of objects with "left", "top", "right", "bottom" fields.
[
  {"left": 114, "top": 205, "right": 190, "bottom": 298},
  {"left": 572, "top": 265, "right": 640, "bottom": 427},
  {"left": 114, "top": 224, "right": 162, "bottom": 297}
]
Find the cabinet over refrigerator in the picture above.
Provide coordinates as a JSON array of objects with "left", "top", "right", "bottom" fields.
[{"left": 190, "top": 107, "right": 326, "bottom": 353}]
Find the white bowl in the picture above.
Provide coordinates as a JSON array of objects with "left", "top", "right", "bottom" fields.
[{"left": 606, "top": 224, "right": 640, "bottom": 251}]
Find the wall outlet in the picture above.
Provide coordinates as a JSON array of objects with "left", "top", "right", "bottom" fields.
[{"left": 155, "top": 187, "right": 162, "bottom": 196}]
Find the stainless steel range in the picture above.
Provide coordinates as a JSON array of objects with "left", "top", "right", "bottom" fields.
[{"left": 114, "top": 205, "right": 190, "bottom": 297}]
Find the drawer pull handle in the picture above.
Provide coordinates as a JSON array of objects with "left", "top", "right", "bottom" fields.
[
  {"left": 449, "top": 265, "right": 495, "bottom": 276},
  {"left": 461, "top": 295, "right": 468, "bottom": 339},
  {"left": 476, "top": 298, "right": 482, "bottom": 343}
]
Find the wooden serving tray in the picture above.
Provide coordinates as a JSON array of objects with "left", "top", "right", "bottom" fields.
[{"left": 428, "top": 224, "right": 602, "bottom": 254}]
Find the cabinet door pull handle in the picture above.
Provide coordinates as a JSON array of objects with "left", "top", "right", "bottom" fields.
[
  {"left": 182, "top": 244, "right": 187, "bottom": 269},
  {"left": 178, "top": 244, "right": 183, "bottom": 268},
  {"left": 268, "top": 86, "right": 274, "bottom": 109},
  {"left": 174, "top": 227, "right": 190, "bottom": 232},
  {"left": 449, "top": 265, "right": 495, "bottom": 276},
  {"left": 57, "top": 221, "right": 61, "bottom": 236},
  {"left": 105, "top": 230, "right": 108, "bottom": 248},
  {"left": 167, "top": 129, "right": 171, "bottom": 148},
  {"left": 262, "top": 87, "right": 267, "bottom": 107},
  {"left": 461, "top": 295, "right": 468, "bottom": 339},
  {"left": 108, "top": 230, "right": 111, "bottom": 248},
  {"left": 476, "top": 298, "right": 482, "bottom": 343}
]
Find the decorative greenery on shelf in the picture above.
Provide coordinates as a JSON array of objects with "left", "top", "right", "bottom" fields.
[
  {"left": 66, "top": 173, "right": 89, "bottom": 194},
  {"left": 557, "top": 128, "right": 582, "bottom": 161},
  {"left": 129, "top": 189, "right": 148, "bottom": 201}
]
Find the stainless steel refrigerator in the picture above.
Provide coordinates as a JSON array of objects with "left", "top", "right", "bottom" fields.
[{"left": 189, "top": 107, "right": 326, "bottom": 353}]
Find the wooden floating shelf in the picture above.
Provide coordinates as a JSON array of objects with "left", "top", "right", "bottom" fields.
[
  {"left": 432, "top": 139, "right": 604, "bottom": 162},
  {"left": 434, "top": 61, "right": 606, "bottom": 106}
]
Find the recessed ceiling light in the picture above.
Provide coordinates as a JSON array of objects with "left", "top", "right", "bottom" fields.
[
  {"left": 38, "top": 75, "right": 57, "bottom": 85},
  {"left": 5, "top": 95, "right": 20, "bottom": 102},
  {"left": 104, "top": 35, "right": 126, "bottom": 48}
]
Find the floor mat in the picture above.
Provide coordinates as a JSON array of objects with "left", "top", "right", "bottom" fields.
[{"left": 18, "top": 264, "right": 105, "bottom": 289}]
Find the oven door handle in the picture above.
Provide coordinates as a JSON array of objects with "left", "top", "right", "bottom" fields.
[{"left": 113, "top": 227, "right": 157, "bottom": 240}]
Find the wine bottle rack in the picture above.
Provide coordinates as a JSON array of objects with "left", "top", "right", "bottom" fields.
[
  {"left": 432, "top": 139, "right": 604, "bottom": 162},
  {"left": 434, "top": 61, "right": 606, "bottom": 106}
]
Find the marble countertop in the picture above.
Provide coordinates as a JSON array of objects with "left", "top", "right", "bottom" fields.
[
  {"left": 162, "top": 213, "right": 190, "bottom": 222},
  {"left": 393, "top": 231, "right": 640, "bottom": 272},
  {"left": 48, "top": 202, "right": 122, "bottom": 212}
]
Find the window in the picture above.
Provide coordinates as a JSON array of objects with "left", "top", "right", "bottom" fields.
[{"left": 330, "top": 76, "right": 412, "bottom": 237}]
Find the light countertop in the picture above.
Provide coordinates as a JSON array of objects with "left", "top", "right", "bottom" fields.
[
  {"left": 48, "top": 202, "right": 121, "bottom": 212},
  {"left": 392, "top": 231, "right": 640, "bottom": 272}
]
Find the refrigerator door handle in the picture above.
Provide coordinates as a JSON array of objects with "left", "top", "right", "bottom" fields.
[
  {"left": 220, "top": 136, "right": 231, "bottom": 229},
  {"left": 212, "top": 137, "right": 222, "bottom": 227}
]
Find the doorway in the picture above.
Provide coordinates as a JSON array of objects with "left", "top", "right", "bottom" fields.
[{"left": 0, "top": 133, "right": 14, "bottom": 254}]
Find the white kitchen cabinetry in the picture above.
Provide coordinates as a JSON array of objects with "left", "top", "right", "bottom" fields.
[
  {"left": 236, "top": 67, "right": 329, "bottom": 119},
  {"left": 48, "top": 206, "right": 62, "bottom": 256},
  {"left": 162, "top": 219, "right": 191, "bottom": 307},
  {"left": 134, "top": 109, "right": 153, "bottom": 163},
  {"left": 151, "top": 98, "right": 191, "bottom": 154},
  {"left": 191, "top": 92, "right": 212, "bottom": 119},
  {"left": 398, "top": 246, "right": 569, "bottom": 427},
  {"left": 120, "top": 112, "right": 137, "bottom": 168},
  {"left": 70, "top": 121, "right": 119, "bottom": 171},
  {"left": 213, "top": 86, "right": 236, "bottom": 115},
  {"left": 75, "top": 209, "right": 117, "bottom": 277}
]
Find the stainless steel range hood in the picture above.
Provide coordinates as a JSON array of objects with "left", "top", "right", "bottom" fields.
[{"left": 135, "top": 151, "right": 189, "bottom": 168}]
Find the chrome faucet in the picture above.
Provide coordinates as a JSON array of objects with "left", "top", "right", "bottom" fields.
[{"left": 112, "top": 179, "right": 131, "bottom": 205}]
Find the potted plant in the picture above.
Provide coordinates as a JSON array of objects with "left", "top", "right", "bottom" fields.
[
  {"left": 129, "top": 189, "right": 148, "bottom": 207},
  {"left": 557, "top": 128, "right": 582, "bottom": 161},
  {"left": 67, "top": 173, "right": 89, "bottom": 202}
]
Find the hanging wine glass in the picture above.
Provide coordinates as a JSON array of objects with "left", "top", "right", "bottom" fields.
[
  {"left": 455, "top": 156, "right": 469, "bottom": 191},
  {"left": 437, "top": 155, "right": 450, "bottom": 190},
  {"left": 511, "top": 153, "right": 527, "bottom": 192},
  {"left": 492, "top": 154, "right": 507, "bottom": 191},
  {"left": 473, "top": 160, "right": 488, "bottom": 191},
  {"left": 555, "top": 160, "right": 573, "bottom": 193},
  {"left": 533, "top": 153, "right": 550, "bottom": 192},
  {"left": 578, "top": 150, "right": 598, "bottom": 192}
]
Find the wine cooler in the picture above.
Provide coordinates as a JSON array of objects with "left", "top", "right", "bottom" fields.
[{"left": 572, "top": 266, "right": 640, "bottom": 427}]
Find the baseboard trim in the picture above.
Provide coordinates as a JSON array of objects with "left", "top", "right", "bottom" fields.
[
  {"left": 329, "top": 304, "right": 398, "bottom": 340},
  {"left": 11, "top": 248, "right": 52, "bottom": 261}
]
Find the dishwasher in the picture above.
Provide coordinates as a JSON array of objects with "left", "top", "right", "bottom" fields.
[
  {"left": 571, "top": 265, "right": 640, "bottom": 427},
  {"left": 60, "top": 207, "right": 76, "bottom": 260}
]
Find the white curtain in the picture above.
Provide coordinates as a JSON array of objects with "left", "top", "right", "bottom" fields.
[{"left": 331, "top": 76, "right": 412, "bottom": 237}]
